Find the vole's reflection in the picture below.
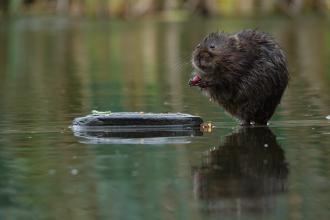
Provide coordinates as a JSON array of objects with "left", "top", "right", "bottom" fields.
[{"left": 193, "top": 127, "right": 288, "bottom": 214}]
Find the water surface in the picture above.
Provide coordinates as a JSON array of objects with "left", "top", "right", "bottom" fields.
[{"left": 0, "top": 16, "right": 330, "bottom": 220}]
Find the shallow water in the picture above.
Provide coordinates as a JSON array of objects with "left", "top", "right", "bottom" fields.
[{"left": 0, "top": 16, "right": 330, "bottom": 220}]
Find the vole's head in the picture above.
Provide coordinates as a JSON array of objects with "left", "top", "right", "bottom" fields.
[
  {"left": 189, "top": 32, "right": 248, "bottom": 87},
  {"left": 192, "top": 32, "right": 241, "bottom": 78}
]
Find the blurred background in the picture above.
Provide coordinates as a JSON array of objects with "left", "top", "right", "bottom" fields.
[
  {"left": 1, "top": 0, "right": 330, "bottom": 18},
  {"left": 0, "top": 1, "right": 330, "bottom": 220}
]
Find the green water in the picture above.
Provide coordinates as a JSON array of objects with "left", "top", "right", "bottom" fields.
[{"left": 0, "top": 16, "right": 330, "bottom": 220}]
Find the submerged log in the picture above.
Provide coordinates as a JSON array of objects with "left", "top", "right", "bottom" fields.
[
  {"left": 71, "top": 112, "right": 204, "bottom": 144},
  {"left": 72, "top": 112, "right": 203, "bottom": 128}
]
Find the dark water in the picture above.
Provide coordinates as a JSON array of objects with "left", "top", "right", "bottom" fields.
[{"left": 0, "top": 16, "right": 330, "bottom": 220}]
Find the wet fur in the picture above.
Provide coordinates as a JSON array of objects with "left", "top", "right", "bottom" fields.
[{"left": 191, "top": 29, "right": 289, "bottom": 125}]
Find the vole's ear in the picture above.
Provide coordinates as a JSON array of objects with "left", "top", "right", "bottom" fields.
[{"left": 228, "top": 35, "right": 240, "bottom": 48}]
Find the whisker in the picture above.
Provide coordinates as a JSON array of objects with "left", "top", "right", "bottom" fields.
[{"left": 167, "top": 54, "right": 193, "bottom": 74}]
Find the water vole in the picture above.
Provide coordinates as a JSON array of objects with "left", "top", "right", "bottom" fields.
[{"left": 189, "top": 29, "right": 289, "bottom": 125}]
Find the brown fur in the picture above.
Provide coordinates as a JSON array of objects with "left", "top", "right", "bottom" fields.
[{"left": 190, "top": 29, "right": 289, "bottom": 125}]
